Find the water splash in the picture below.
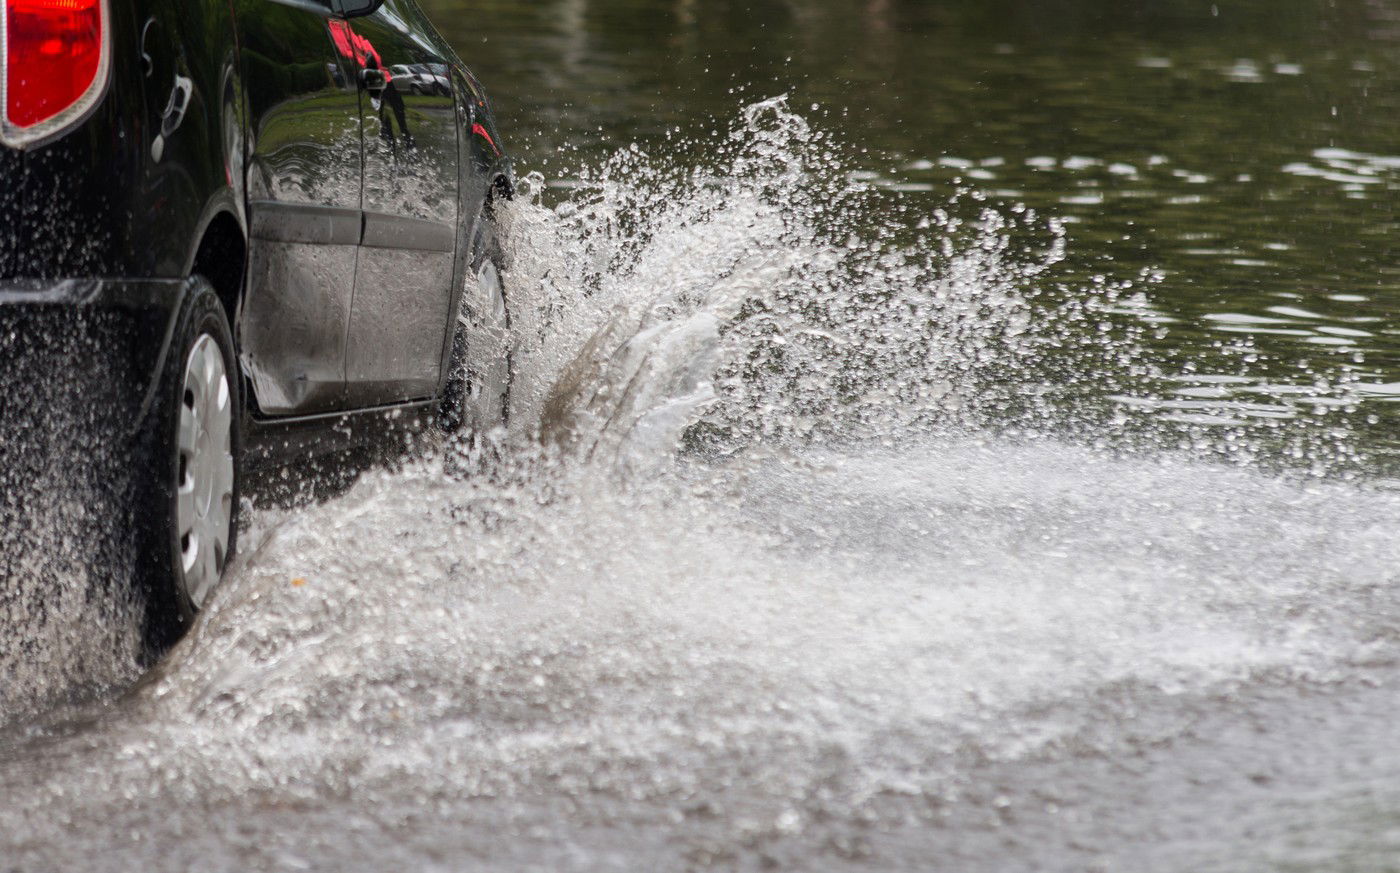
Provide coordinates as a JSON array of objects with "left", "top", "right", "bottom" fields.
[
  {"left": 2, "top": 98, "right": 1399, "bottom": 871},
  {"left": 503, "top": 97, "right": 1181, "bottom": 474},
  {"left": 0, "top": 313, "right": 146, "bottom": 725},
  {"left": 531, "top": 99, "right": 1387, "bottom": 486}
]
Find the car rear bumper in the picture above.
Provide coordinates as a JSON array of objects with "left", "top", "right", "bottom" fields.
[
  {"left": 0, "top": 279, "right": 187, "bottom": 604},
  {"left": 0, "top": 278, "right": 187, "bottom": 438}
]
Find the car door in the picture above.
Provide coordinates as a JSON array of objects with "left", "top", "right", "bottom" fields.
[
  {"left": 236, "top": 0, "right": 363, "bottom": 416},
  {"left": 340, "top": 0, "right": 460, "bottom": 407}
]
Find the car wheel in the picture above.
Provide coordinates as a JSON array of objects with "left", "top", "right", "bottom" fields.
[
  {"left": 440, "top": 209, "right": 511, "bottom": 435},
  {"left": 138, "top": 278, "right": 240, "bottom": 652}
]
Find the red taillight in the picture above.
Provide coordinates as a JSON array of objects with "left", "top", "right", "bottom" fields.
[{"left": 3, "top": 0, "right": 107, "bottom": 142}]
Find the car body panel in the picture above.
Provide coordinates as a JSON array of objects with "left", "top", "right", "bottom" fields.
[
  {"left": 131, "top": 0, "right": 247, "bottom": 279},
  {"left": 340, "top": 0, "right": 460, "bottom": 408},
  {"left": 237, "top": 0, "right": 362, "bottom": 415},
  {"left": 0, "top": 148, "right": 21, "bottom": 278},
  {"left": 0, "top": 278, "right": 187, "bottom": 436},
  {"left": 5, "top": 2, "right": 140, "bottom": 280},
  {"left": 0, "top": 0, "right": 512, "bottom": 466}
]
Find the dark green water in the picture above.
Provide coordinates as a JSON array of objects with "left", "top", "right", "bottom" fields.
[
  {"left": 426, "top": 0, "right": 1400, "bottom": 477},
  {"left": 11, "top": 7, "right": 1400, "bottom": 870}
]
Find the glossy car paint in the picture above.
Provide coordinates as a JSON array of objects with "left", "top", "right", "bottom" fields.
[
  {"left": 3, "top": 1, "right": 162, "bottom": 281},
  {"left": 0, "top": 0, "right": 512, "bottom": 467},
  {"left": 345, "top": 1, "right": 461, "bottom": 407},
  {"left": 239, "top": 0, "right": 362, "bottom": 416},
  {"left": 0, "top": 147, "right": 19, "bottom": 276}
]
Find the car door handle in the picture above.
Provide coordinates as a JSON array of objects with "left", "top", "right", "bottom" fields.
[
  {"left": 151, "top": 74, "right": 192, "bottom": 163},
  {"left": 360, "top": 68, "right": 387, "bottom": 95},
  {"left": 160, "top": 75, "right": 192, "bottom": 131}
]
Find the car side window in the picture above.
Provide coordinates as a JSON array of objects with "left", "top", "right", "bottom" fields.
[
  {"left": 396, "top": 0, "right": 443, "bottom": 39},
  {"left": 268, "top": 0, "right": 336, "bottom": 11}
]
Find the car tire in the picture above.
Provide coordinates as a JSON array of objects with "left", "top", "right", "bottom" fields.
[
  {"left": 440, "top": 209, "right": 512, "bottom": 436},
  {"left": 136, "top": 278, "right": 240, "bottom": 652}
]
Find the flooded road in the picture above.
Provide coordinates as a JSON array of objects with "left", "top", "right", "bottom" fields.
[
  {"left": 5, "top": 437, "right": 1400, "bottom": 870},
  {"left": 7, "top": 0, "right": 1400, "bottom": 868}
]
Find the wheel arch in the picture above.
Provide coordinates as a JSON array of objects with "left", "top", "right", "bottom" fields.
[
  {"left": 134, "top": 201, "right": 248, "bottom": 427},
  {"left": 186, "top": 204, "right": 247, "bottom": 331}
]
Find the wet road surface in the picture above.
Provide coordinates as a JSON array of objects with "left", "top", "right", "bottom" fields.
[{"left": 10, "top": 1, "right": 1400, "bottom": 863}]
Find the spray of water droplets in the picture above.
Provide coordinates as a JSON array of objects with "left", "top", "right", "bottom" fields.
[
  {"left": 501, "top": 96, "right": 1170, "bottom": 469},
  {"left": 3, "top": 98, "right": 1399, "bottom": 871}
]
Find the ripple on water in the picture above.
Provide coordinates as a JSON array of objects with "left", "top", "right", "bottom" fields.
[{"left": 3, "top": 97, "right": 1400, "bottom": 870}]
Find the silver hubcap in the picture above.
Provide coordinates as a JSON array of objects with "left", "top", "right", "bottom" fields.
[{"left": 176, "top": 334, "right": 234, "bottom": 610}]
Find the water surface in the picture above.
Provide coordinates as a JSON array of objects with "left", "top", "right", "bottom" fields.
[
  {"left": 428, "top": 0, "right": 1400, "bottom": 475},
  {"left": 4, "top": 1, "right": 1400, "bottom": 870}
]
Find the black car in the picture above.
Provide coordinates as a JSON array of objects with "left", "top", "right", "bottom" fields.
[{"left": 0, "top": 0, "right": 513, "bottom": 647}]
